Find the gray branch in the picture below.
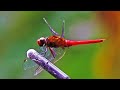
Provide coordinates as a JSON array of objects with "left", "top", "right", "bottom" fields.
[{"left": 27, "top": 49, "right": 70, "bottom": 79}]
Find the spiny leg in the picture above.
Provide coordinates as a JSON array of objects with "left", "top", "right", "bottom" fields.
[
  {"left": 61, "top": 19, "right": 65, "bottom": 38},
  {"left": 43, "top": 18, "right": 59, "bottom": 36}
]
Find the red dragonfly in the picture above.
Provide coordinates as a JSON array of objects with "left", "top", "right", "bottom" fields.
[{"left": 24, "top": 18, "right": 105, "bottom": 76}]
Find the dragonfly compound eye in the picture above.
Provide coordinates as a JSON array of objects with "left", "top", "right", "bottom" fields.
[{"left": 37, "top": 37, "right": 46, "bottom": 46}]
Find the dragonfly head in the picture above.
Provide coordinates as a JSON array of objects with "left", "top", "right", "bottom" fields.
[{"left": 37, "top": 37, "right": 46, "bottom": 46}]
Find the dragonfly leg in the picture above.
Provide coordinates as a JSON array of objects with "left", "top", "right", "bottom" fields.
[
  {"left": 43, "top": 46, "right": 48, "bottom": 57},
  {"left": 48, "top": 47, "right": 56, "bottom": 59},
  {"left": 43, "top": 18, "right": 59, "bottom": 36},
  {"left": 38, "top": 44, "right": 46, "bottom": 54},
  {"left": 39, "top": 46, "right": 48, "bottom": 57},
  {"left": 61, "top": 19, "right": 65, "bottom": 38}
]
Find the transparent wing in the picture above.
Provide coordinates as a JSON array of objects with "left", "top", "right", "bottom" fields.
[
  {"left": 38, "top": 46, "right": 66, "bottom": 63},
  {"left": 24, "top": 58, "right": 45, "bottom": 77},
  {"left": 23, "top": 58, "right": 38, "bottom": 70},
  {"left": 34, "top": 66, "right": 44, "bottom": 76},
  {"left": 23, "top": 46, "right": 46, "bottom": 77},
  {"left": 49, "top": 47, "right": 66, "bottom": 63},
  {"left": 33, "top": 46, "right": 52, "bottom": 76},
  {"left": 23, "top": 58, "right": 40, "bottom": 78},
  {"left": 24, "top": 46, "right": 66, "bottom": 76},
  {"left": 33, "top": 47, "right": 66, "bottom": 76}
]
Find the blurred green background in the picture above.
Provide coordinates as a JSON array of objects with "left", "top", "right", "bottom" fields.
[{"left": 0, "top": 11, "right": 119, "bottom": 79}]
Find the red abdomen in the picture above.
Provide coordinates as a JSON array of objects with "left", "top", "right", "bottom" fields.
[{"left": 65, "top": 39, "right": 105, "bottom": 47}]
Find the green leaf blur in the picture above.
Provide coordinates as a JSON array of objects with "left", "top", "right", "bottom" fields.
[{"left": 0, "top": 11, "right": 105, "bottom": 79}]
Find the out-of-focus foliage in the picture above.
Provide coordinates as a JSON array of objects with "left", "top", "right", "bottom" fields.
[{"left": 0, "top": 11, "right": 116, "bottom": 79}]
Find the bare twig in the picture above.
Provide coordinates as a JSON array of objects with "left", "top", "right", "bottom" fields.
[{"left": 27, "top": 49, "right": 70, "bottom": 79}]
